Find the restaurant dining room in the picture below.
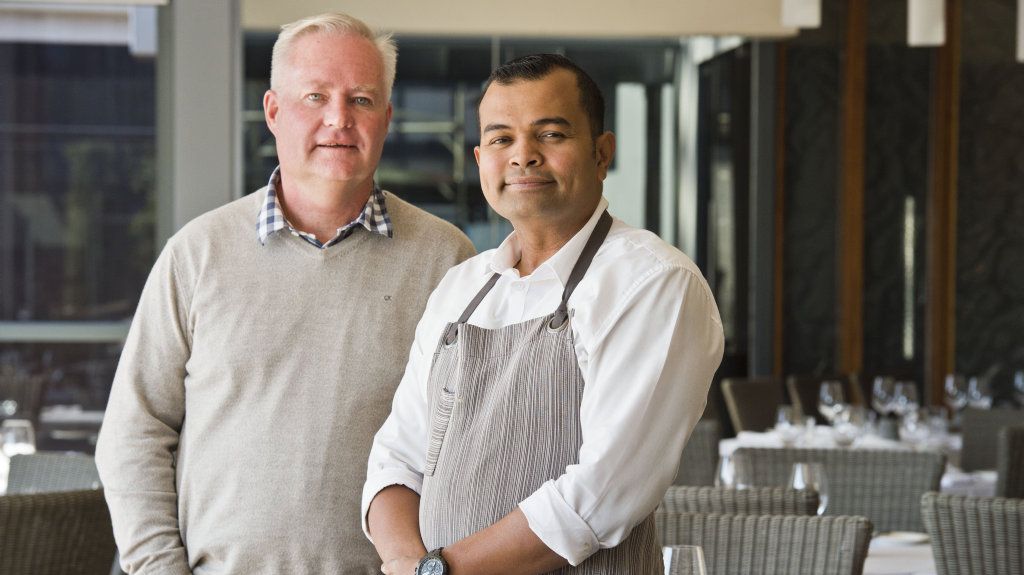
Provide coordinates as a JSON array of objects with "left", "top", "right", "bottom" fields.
[{"left": 1, "top": 0, "right": 1022, "bottom": 573}]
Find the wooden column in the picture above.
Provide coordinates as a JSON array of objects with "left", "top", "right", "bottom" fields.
[
  {"left": 925, "top": 0, "right": 961, "bottom": 404},
  {"left": 837, "top": 0, "right": 867, "bottom": 375}
]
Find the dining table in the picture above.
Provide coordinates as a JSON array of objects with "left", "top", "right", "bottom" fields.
[{"left": 718, "top": 424, "right": 1000, "bottom": 575}]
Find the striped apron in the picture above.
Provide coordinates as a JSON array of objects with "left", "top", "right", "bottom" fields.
[{"left": 419, "top": 211, "right": 661, "bottom": 574}]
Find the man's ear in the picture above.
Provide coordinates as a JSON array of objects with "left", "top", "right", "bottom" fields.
[
  {"left": 263, "top": 90, "right": 279, "bottom": 136},
  {"left": 473, "top": 146, "right": 481, "bottom": 166},
  {"left": 595, "top": 131, "right": 616, "bottom": 181}
]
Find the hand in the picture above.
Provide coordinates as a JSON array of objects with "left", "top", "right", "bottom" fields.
[{"left": 381, "top": 555, "right": 420, "bottom": 575}]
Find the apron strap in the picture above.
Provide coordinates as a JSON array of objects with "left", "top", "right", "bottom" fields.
[
  {"left": 549, "top": 210, "right": 613, "bottom": 329},
  {"left": 444, "top": 210, "right": 613, "bottom": 343},
  {"left": 443, "top": 272, "right": 501, "bottom": 345}
]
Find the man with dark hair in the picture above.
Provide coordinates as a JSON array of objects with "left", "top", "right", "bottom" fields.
[
  {"left": 483, "top": 53, "right": 606, "bottom": 137},
  {"left": 362, "top": 54, "right": 723, "bottom": 574}
]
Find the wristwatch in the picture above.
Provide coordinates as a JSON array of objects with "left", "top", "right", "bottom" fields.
[{"left": 415, "top": 548, "right": 448, "bottom": 575}]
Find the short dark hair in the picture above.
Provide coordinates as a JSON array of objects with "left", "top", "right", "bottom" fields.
[{"left": 481, "top": 53, "right": 605, "bottom": 137}]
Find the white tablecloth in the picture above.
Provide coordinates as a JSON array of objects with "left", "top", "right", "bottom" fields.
[
  {"left": 719, "top": 427, "right": 995, "bottom": 497},
  {"left": 863, "top": 534, "right": 936, "bottom": 575}
]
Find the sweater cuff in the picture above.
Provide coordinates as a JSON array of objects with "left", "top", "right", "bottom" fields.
[
  {"left": 361, "top": 469, "right": 424, "bottom": 541},
  {"left": 519, "top": 480, "right": 600, "bottom": 566}
]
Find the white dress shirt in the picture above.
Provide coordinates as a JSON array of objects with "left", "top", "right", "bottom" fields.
[{"left": 362, "top": 198, "right": 724, "bottom": 566}]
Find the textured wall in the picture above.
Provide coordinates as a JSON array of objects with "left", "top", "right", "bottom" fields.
[
  {"left": 781, "top": 1, "right": 844, "bottom": 375},
  {"left": 861, "top": 2, "right": 930, "bottom": 382},
  {"left": 957, "top": 0, "right": 1024, "bottom": 398}
]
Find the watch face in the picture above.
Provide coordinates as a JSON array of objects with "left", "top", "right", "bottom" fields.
[{"left": 421, "top": 558, "right": 444, "bottom": 575}]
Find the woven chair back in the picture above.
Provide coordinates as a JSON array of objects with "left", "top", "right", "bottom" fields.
[
  {"left": 0, "top": 489, "right": 117, "bottom": 575},
  {"left": 961, "top": 408, "right": 1024, "bottom": 472},
  {"left": 661, "top": 485, "right": 819, "bottom": 516},
  {"left": 7, "top": 452, "right": 101, "bottom": 494},
  {"left": 675, "top": 420, "right": 721, "bottom": 486},
  {"left": 721, "top": 378, "right": 782, "bottom": 433},
  {"left": 656, "top": 511, "right": 872, "bottom": 575},
  {"left": 997, "top": 425, "right": 1024, "bottom": 499},
  {"left": 921, "top": 492, "right": 1024, "bottom": 575},
  {"left": 733, "top": 447, "right": 944, "bottom": 532}
]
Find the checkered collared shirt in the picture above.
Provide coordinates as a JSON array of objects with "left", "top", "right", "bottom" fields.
[{"left": 256, "top": 167, "right": 393, "bottom": 248}]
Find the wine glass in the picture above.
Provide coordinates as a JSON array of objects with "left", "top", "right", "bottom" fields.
[
  {"left": 899, "top": 408, "right": 929, "bottom": 448},
  {"left": 789, "top": 462, "right": 829, "bottom": 515},
  {"left": 818, "top": 381, "right": 846, "bottom": 424},
  {"left": 832, "top": 405, "right": 865, "bottom": 447},
  {"left": 1014, "top": 370, "right": 1024, "bottom": 406},
  {"left": 663, "top": 545, "right": 707, "bottom": 575},
  {"left": 871, "top": 377, "right": 895, "bottom": 416},
  {"left": 1, "top": 419, "right": 36, "bottom": 458},
  {"left": 715, "top": 454, "right": 749, "bottom": 489},
  {"left": 775, "top": 405, "right": 801, "bottom": 446},
  {"left": 966, "top": 377, "right": 992, "bottom": 409},
  {"left": 892, "top": 381, "right": 919, "bottom": 417},
  {"left": 944, "top": 374, "right": 968, "bottom": 413}
]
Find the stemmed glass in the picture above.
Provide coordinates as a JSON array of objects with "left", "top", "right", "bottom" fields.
[
  {"left": 966, "top": 377, "right": 992, "bottom": 409},
  {"left": 898, "top": 409, "right": 930, "bottom": 448},
  {"left": 818, "top": 381, "right": 846, "bottom": 424},
  {"left": 715, "top": 454, "right": 749, "bottom": 489},
  {"left": 944, "top": 374, "right": 968, "bottom": 413},
  {"left": 832, "top": 405, "right": 865, "bottom": 447},
  {"left": 1, "top": 419, "right": 36, "bottom": 458},
  {"left": 789, "top": 462, "right": 829, "bottom": 515},
  {"left": 944, "top": 374, "right": 968, "bottom": 428},
  {"left": 871, "top": 377, "right": 895, "bottom": 416},
  {"left": 891, "top": 381, "right": 919, "bottom": 417},
  {"left": 775, "top": 405, "right": 802, "bottom": 446},
  {"left": 663, "top": 545, "right": 707, "bottom": 575}
]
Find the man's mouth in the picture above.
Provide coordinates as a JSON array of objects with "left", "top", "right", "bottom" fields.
[
  {"left": 317, "top": 143, "right": 357, "bottom": 149},
  {"left": 505, "top": 177, "right": 554, "bottom": 187}
]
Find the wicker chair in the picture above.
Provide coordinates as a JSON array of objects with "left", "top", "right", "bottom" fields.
[
  {"left": 721, "top": 378, "right": 783, "bottom": 433},
  {"left": 921, "top": 492, "right": 1024, "bottom": 575},
  {"left": 997, "top": 425, "right": 1024, "bottom": 499},
  {"left": 656, "top": 511, "right": 873, "bottom": 575},
  {"left": 661, "top": 485, "right": 819, "bottom": 516},
  {"left": 0, "top": 489, "right": 117, "bottom": 575},
  {"left": 674, "top": 419, "right": 721, "bottom": 486},
  {"left": 6, "top": 452, "right": 102, "bottom": 494},
  {"left": 961, "top": 407, "right": 1024, "bottom": 471},
  {"left": 785, "top": 374, "right": 862, "bottom": 424},
  {"left": 732, "top": 447, "right": 944, "bottom": 532}
]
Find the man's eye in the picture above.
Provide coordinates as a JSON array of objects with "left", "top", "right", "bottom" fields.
[
  {"left": 305, "top": 93, "right": 324, "bottom": 102},
  {"left": 354, "top": 97, "right": 373, "bottom": 106},
  {"left": 489, "top": 137, "right": 510, "bottom": 145},
  {"left": 541, "top": 132, "right": 565, "bottom": 139}
]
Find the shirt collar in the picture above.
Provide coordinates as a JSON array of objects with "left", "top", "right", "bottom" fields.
[
  {"left": 256, "top": 166, "right": 393, "bottom": 247},
  {"left": 487, "top": 197, "right": 610, "bottom": 287}
]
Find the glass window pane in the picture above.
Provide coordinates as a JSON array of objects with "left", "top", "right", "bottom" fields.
[{"left": 0, "top": 42, "right": 156, "bottom": 322}]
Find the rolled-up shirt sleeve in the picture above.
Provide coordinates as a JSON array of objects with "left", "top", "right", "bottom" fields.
[{"left": 519, "top": 266, "right": 724, "bottom": 566}]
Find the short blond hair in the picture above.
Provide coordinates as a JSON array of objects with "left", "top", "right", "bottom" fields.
[{"left": 270, "top": 12, "right": 397, "bottom": 100}]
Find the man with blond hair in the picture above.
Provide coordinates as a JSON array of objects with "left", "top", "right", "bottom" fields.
[{"left": 96, "top": 12, "right": 474, "bottom": 574}]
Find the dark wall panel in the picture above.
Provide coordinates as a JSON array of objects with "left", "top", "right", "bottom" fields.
[{"left": 957, "top": 0, "right": 1024, "bottom": 399}]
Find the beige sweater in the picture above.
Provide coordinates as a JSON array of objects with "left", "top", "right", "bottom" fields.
[{"left": 96, "top": 190, "right": 474, "bottom": 575}]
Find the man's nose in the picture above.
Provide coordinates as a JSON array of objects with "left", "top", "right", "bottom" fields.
[
  {"left": 324, "top": 101, "right": 354, "bottom": 128},
  {"left": 510, "top": 139, "right": 542, "bottom": 167}
]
